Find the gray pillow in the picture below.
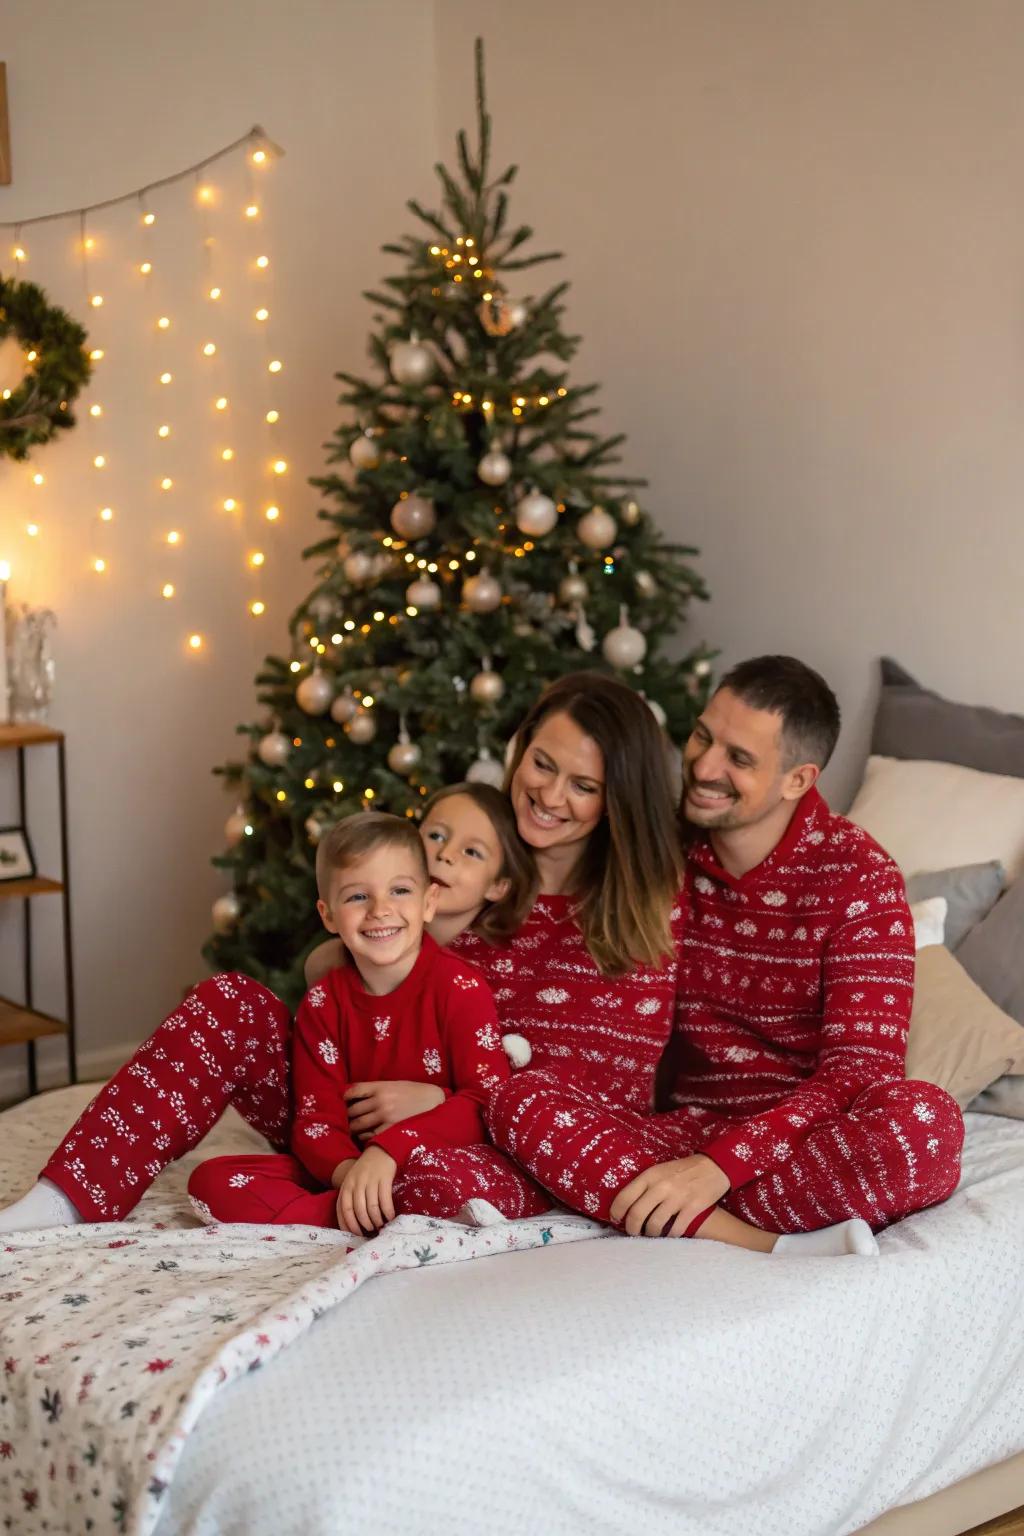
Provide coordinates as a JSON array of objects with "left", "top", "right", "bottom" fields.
[
  {"left": 873, "top": 658, "right": 1024, "bottom": 779},
  {"left": 968, "top": 1074, "right": 1024, "bottom": 1120},
  {"left": 905, "top": 861, "right": 1006, "bottom": 950},
  {"left": 958, "top": 876, "right": 1024, "bottom": 1027}
]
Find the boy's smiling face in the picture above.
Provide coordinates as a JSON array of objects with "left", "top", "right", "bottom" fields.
[{"left": 317, "top": 843, "right": 439, "bottom": 993}]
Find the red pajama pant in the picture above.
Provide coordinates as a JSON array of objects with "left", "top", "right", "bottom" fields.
[
  {"left": 39, "top": 972, "right": 546, "bottom": 1224},
  {"left": 485, "top": 1069, "right": 965, "bottom": 1233}
]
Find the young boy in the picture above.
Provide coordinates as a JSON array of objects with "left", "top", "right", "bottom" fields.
[{"left": 187, "top": 813, "right": 537, "bottom": 1234}]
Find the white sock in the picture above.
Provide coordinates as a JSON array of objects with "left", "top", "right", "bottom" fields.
[
  {"left": 0, "top": 1178, "right": 84, "bottom": 1233},
  {"left": 455, "top": 1197, "right": 508, "bottom": 1227},
  {"left": 773, "top": 1218, "right": 879, "bottom": 1257}
]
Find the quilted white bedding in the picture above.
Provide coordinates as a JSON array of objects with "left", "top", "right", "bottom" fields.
[{"left": 2, "top": 1086, "right": 1024, "bottom": 1536}]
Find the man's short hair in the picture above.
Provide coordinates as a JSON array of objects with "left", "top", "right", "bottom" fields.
[
  {"left": 315, "top": 812, "right": 427, "bottom": 900},
  {"left": 717, "top": 655, "right": 841, "bottom": 770}
]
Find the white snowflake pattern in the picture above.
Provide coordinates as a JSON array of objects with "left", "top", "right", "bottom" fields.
[
  {"left": 845, "top": 900, "right": 869, "bottom": 918},
  {"left": 762, "top": 890, "right": 787, "bottom": 907},
  {"left": 735, "top": 919, "right": 758, "bottom": 937},
  {"left": 317, "top": 1039, "right": 339, "bottom": 1066},
  {"left": 537, "top": 986, "right": 571, "bottom": 1005},
  {"left": 554, "top": 1111, "right": 577, "bottom": 1128},
  {"left": 228, "top": 1171, "right": 255, "bottom": 1186},
  {"left": 913, "top": 1101, "right": 936, "bottom": 1124},
  {"left": 476, "top": 1023, "right": 501, "bottom": 1052},
  {"left": 635, "top": 997, "right": 661, "bottom": 1016},
  {"left": 303, "top": 1124, "right": 329, "bottom": 1140},
  {"left": 373, "top": 1016, "right": 391, "bottom": 1041},
  {"left": 453, "top": 973, "right": 479, "bottom": 990},
  {"left": 694, "top": 875, "right": 715, "bottom": 896},
  {"left": 733, "top": 1142, "right": 753, "bottom": 1161},
  {"left": 307, "top": 985, "right": 327, "bottom": 1008},
  {"left": 423, "top": 1048, "right": 442, "bottom": 1075}
]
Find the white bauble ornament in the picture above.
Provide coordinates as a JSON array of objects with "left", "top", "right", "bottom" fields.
[
  {"left": 578, "top": 505, "right": 617, "bottom": 550},
  {"left": 343, "top": 550, "right": 375, "bottom": 584},
  {"left": 574, "top": 605, "right": 596, "bottom": 653},
  {"left": 390, "top": 339, "right": 434, "bottom": 387},
  {"left": 407, "top": 575, "right": 442, "bottom": 611},
  {"left": 623, "top": 499, "right": 642, "bottom": 527},
  {"left": 470, "top": 667, "right": 505, "bottom": 704},
  {"left": 305, "top": 815, "right": 326, "bottom": 845},
  {"left": 645, "top": 696, "right": 667, "bottom": 728},
  {"left": 559, "top": 568, "right": 588, "bottom": 605},
  {"left": 463, "top": 571, "right": 502, "bottom": 613},
  {"left": 694, "top": 659, "right": 712, "bottom": 678},
  {"left": 349, "top": 434, "right": 380, "bottom": 471},
  {"left": 515, "top": 489, "right": 557, "bottom": 537},
  {"left": 502, "top": 1032, "right": 532, "bottom": 1069},
  {"left": 257, "top": 729, "right": 291, "bottom": 767},
  {"left": 390, "top": 494, "right": 436, "bottom": 539},
  {"left": 635, "top": 570, "right": 657, "bottom": 599},
  {"left": 602, "top": 607, "right": 647, "bottom": 670},
  {"left": 212, "top": 892, "right": 241, "bottom": 934},
  {"left": 506, "top": 300, "right": 528, "bottom": 328},
  {"left": 347, "top": 710, "right": 377, "bottom": 745},
  {"left": 478, "top": 450, "right": 511, "bottom": 487},
  {"left": 388, "top": 737, "right": 422, "bottom": 775},
  {"left": 224, "top": 806, "right": 249, "bottom": 848},
  {"left": 296, "top": 671, "right": 333, "bottom": 715},
  {"left": 466, "top": 749, "right": 505, "bottom": 788},
  {"left": 330, "top": 690, "right": 358, "bottom": 725}
]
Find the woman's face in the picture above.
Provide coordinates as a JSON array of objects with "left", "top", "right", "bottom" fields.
[{"left": 510, "top": 710, "right": 606, "bottom": 853}]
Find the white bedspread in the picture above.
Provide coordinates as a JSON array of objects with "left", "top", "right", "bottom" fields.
[{"left": 2, "top": 1089, "right": 1024, "bottom": 1536}]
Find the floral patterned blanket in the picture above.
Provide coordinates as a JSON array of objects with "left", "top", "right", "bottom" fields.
[{"left": 0, "top": 1085, "right": 603, "bottom": 1536}]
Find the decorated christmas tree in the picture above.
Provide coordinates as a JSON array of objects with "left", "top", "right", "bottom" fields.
[{"left": 205, "top": 42, "right": 712, "bottom": 1005}]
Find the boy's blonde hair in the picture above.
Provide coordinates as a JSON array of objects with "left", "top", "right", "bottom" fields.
[{"left": 315, "top": 812, "right": 428, "bottom": 900}]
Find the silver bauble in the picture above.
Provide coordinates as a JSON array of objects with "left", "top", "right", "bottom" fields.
[
  {"left": 602, "top": 617, "right": 647, "bottom": 670},
  {"left": 343, "top": 550, "right": 375, "bottom": 584},
  {"left": 211, "top": 891, "right": 242, "bottom": 934},
  {"left": 347, "top": 710, "right": 377, "bottom": 744},
  {"left": 466, "top": 751, "right": 505, "bottom": 788},
  {"left": 330, "top": 691, "right": 358, "bottom": 724},
  {"left": 349, "top": 434, "right": 380, "bottom": 471},
  {"left": 470, "top": 669, "right": 505, "bottom": 704},
  {"left": 389, "top": 339, "right": 435, "bottom": 387},
  {"left": 463, "top": 571, "right": 502, "bottom": 613},
  {"left": 578, "top": 505, "right": 617, "bottom": 549},
  {"left": 224, "top": 807, "right": 249, "bottom": 847},
  {"left": 635, "top": 570, "right": 658, "bottom": 599},
  {"left": 478, "top": 449, "right": 512, "bottom": 486},
  {"left": 296, "top": 671, "right": 333, "bottom": 715},
  {"left": 506, "top": 300, "right": 528, "bottom": 328},
  {"left": 559, "top": 571, "right": 588, "bottom": 605},
  {"left": 645, "top": 696, "right": 667, "bottom": 728},
  {"left": 387, "top": 738, "right": 422, "bottom": 775},
  {"left": 257, "top": 729, "right": 292, "bottom": 767},
  {"left": 406, "top": 575, "right": 442, "bottom": 611},
  {"left": 515, "top": 489, "right": 558, "bottom": 537},
  {"left": 390, "top": 494, "right": 437, "bottom": 539},
  {"left": 623, "top": 499, "right": 642, "bottom": 526}
]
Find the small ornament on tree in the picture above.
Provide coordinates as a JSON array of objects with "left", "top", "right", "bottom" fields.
[
  {"left": 466, "top": 744, "right": 505, "bottom": 788},
  {"left": 347, "top": 709, "right": 377, "bottom": 744},
  {"left": 391, "top": 494, "right": 437, "bottom": 539},
  {"left": 463, "top": 570, "right": 502, "bottom": 613},
  {"left": 296, "top": 669, "right": 333, "bottom": 716},
  {"left": 623, "top": 499, "right": 642, "bottom": 527},
  {"left": 257, "top": 728, "right": 292, "bottom": 767},
  {"left": 387, "top": 716, "right": 422, "bottom": 776},
  {"left": 602, "top": 605, "right": 647, "bottom": 670},
  {"left": 343, "top": 550, "right": 375, "bottom": 585},
  {"left": 643, "top": 694, "right": 667, "bottom": 728},
  {"left": 224, "top": 805, "right": 249, "bottom": 848},
  {"left": 578, "top": 505, "right": 617, "bottom": 550},
  {"left": 558, "top": 563, "right": 588, "bottom": 605},
  {"left": 407, "top": 575, "right": 442, "bottom": 610},
  {"left": 470, "top": 656, "right": 505, "bottom": 704},
  {"left": 212, "top": 891, "right": 242, "bottom": 934},
  {"left": 330, "top": 690, "right": 358, "bottom": 724},
  {"left": 515, "top": 489, "right": 557, "bottom": 538},
  {"left": 389, "top": 336, "right": 435, "bottom": 387},
  {"left": 478, "top": 449, "right": 512, "bottom": 486},
  {"left": 478, "top": 293, "right": 527, "bottom": 336},
  {"left": 574, "top": 604, "right": 596, "bottom": 653},
  {"left": 349, "top": 432, "right": 380, "bottom": 471},
  {"left": 635, "top": 569, "right": 657, "bottom": 599}
]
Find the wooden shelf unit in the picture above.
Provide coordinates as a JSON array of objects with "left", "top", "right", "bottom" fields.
[{"left": 0, "top": 721, "right": 76, "bottom": 1094}]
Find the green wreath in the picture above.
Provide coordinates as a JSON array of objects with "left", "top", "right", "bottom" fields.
[{"left": 0, "top": 274, "right": 92, "bottom": 461}]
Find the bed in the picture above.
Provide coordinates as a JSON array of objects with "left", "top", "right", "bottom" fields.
[{"left": 1, "top": 1084, "right": 1023, "bottom": 1536}]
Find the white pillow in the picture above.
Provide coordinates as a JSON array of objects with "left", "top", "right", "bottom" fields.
[
  {"left": 910, "top": 896, "right": 947, "bottom": 949},
  {"left": 848, "top": 756, "right": 1024, "bottom": 884}
]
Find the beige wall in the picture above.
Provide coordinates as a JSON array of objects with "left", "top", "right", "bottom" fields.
[
  {"left": 0, "top": 0, "right": 437, "bottom": 1090},
  {"left": 436, "top": 0, "right": 1024, "bottom": 804}
]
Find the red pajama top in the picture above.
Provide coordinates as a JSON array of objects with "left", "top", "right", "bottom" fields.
[
  {"left": 670, "top": 788, "right": 915, "bottom": 1188},
  {"left": 290, "top": 933, "right": 510, "bottom": 1181},
  {"left": 450, "top": 895, "right": 687, "bottom": 1113}
]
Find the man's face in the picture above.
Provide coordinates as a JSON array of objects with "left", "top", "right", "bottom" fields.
[{"left": 681, "top": 687, "right": 809, "bottom": 831}]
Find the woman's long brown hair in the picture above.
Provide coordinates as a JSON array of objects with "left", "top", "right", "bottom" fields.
[{"left": 504, "top": 673, "right": 682, "bottom": 974}]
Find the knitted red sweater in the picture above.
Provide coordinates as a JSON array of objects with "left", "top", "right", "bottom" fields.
[
  {"left": 450, "top": 895, "right": 686, "bottom": 1113},
  {"left": 670, "top": 788, "right": 915, "bottom": 1189},
  {"left": 290, "top": 934, "right": 510, "bottom": 1181}
]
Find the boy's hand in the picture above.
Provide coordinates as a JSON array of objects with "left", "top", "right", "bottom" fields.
[
  {"left": 345, "top": 1080, "right": 446, "bottom": 1138},
  {"left": 609, "top": 1154, "right": 730, "bottom": 1237},
  {"left": 330, "top": 1158, "right": 357, "bottom": 1190},
  {"left": 336, "top": 1146, "right": 398, "bottom": 1236}
]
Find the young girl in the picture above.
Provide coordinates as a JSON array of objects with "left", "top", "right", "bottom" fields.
[{"left": 0, "top": 783, "right": 541, "bottom": 1233}]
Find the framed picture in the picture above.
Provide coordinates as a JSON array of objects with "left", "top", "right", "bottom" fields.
[{"left": 0, "top": 826, "right": 35, "bottom": 882}]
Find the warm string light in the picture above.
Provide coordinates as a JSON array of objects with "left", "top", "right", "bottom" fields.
[{"left": 244, "top": 147, "right": 284, "bottom": 611}]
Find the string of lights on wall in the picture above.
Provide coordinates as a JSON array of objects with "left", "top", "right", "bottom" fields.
[{"left": 0, "top": 125, "right": 285, "bottom": 657}]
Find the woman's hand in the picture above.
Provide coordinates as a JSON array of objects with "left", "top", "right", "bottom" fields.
[
  {"left": 345, "top": 1080, "right": 445, "bottom": 1138},
  {"left": 609, "top": 1154, "right": 730, "bottom": 1237},
  {"left": 305, "top": 938, "right": 347, "bottom": 988},
  {"left": 336, "top": 1146, "right": 397, "bottom": 1235}
]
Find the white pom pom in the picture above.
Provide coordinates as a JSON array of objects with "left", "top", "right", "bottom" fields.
[{"left": 502, "top": 1032, "right": 532, "bottom": 1069}]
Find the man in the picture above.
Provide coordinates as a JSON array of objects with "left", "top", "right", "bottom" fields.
[{"left": 490, "top": 656, "right": 964, "bottom": 1256}]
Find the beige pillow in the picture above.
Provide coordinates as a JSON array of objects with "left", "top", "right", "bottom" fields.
[{"left": 905, "top": 945, "right": 1024, "bottom": 1107}]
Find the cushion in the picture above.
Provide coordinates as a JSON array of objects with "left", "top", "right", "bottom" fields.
[
  {"left": 873, "top": 658, "right": 1024, "bottom": 779},
  {"left": 967, "top": 1074, "right": 1024, "bottom": 1121},
  {"left": 847, "top": 757, "right": 1024, "bottom": 883},
  {"left": 910, "top": 897, "right": 947, "bottom": 950},
  {"left": 957, "top": 875, "right": 1024, "bottom": 1027},
  {"left": 905, "top": 861, "right": 1006, "bottom": 950},
  {"left": 905, "top": 945, "right": 1024, "bottom": 1108}
]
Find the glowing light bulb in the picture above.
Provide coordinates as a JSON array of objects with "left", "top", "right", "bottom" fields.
[
  {"left": 26, "top": 350, "right": 37, "bottom": 363},
  {"left": 272, "top": 459, "right": 287, "bottom": 475},
  {"left": 160, "top": 371, "right": 173, "bottom": 385},
  {"left": 188, "top": 633, "right": 203, "bottom": 650},
  {"left": 90, "top": 348, "right": 104, "bottom": 361},
  {"left": 100, "top": 507, "right": 113, "bottom": 521},
  {"left": 198, "top": 185, "right": 214, "bottom": 203},
  {"left": 89, "top": 404, "right": 102, "bottom": 418},
  {"left": 265, "top": 505, "right": 280, "bottom": 521},
  {"left": 142, "top": 212, "right": 156, "bottom": 226},
  {"left": 139, "top": 261, "right": 153, "bottom": 275},
  {"left": 161, "top": 477, "right": 173, "bottom": 491},
  {"left": 246, "top": 204, "right": 259, "bottom": 218},
  {"left": 304, "top": 777, "right": 315, "bottom": 789},
  {"left": 208, "top": 286, "right": 221, "bottom": 301},
  {"left": 166, "top": 530, "right": 181, "bottom": 545},
  {"left": 252, "top": 148, "right": 267, "bottom": 165},
  {"left": 216, "top": 396, "right": 228, "bottom": 410},
  {"left": 162, "top": 583, "right": 175, "bottom": 598},
  {"left": 1, "top": 390, "right": 8, "bottom": 400},
  {"left": 93, "top": 454, "right": 106, "bottom": 469},
  {"left": 406, "top": 605, "right": 418, "bottom": 617},
  {"left": 265, "top": 409, "right": 279, "bottom": 424},
  {"left": 26, "top": 523, "right": 39, "bottom": 537},
  {"left": 276, "top": 789, "right": 286, "bottom": 802},
  {"left": 268, "top": 359, "right": 282, "bottom": 373},
  {"left": 249, "top": 551, "right": 265, "bottom": 567},
  {"left": 90, "top": 294, "right": 104, "bottom": 308},
  {"left": 84, "top": 237, "right": 96, "bottom": 252},
  {"left": 93, "top": 558, "right": 106, "bottom": 573},
  {"left": 221, "top": 447, "right": 234, "bottom": 461},
  {"left": 255, "top": 255, "right": 269, "bottom": 269},
  {"left": 13, "top": 246, "right": 26, "bottom": 262},
  {"left": 331, "top": 632, "right": 342, "bottom": 644},
  {"left": 255, "top": 307, "right": 269, "bottom": 321},
  {"left": 333, "top": 780, "right": 344, "bottom": 794},
  {"left": 250, "top": 600, "right": 265, "bottom": 616},
  {"left": 223, "top": 498, "right": 238, "bottom": 512},
  {"left": 202, "top": 342, "right": 216, "bottom": 357},
  {"left": 158, "top": 424, "right": 170, "bottom": 438},
  {"left": 290, "top": 661, "right": 301, "bottom": 673},
  {"left": 157, "top": 316, "right": 170, "bottom": 330}
]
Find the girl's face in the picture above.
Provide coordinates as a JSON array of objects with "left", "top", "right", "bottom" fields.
[
  {"left": 420, "top": 794, "right": 510, "bottom": 922},
  {"left": 510, "top": 710, "right": 606, "bottom": 853}
]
